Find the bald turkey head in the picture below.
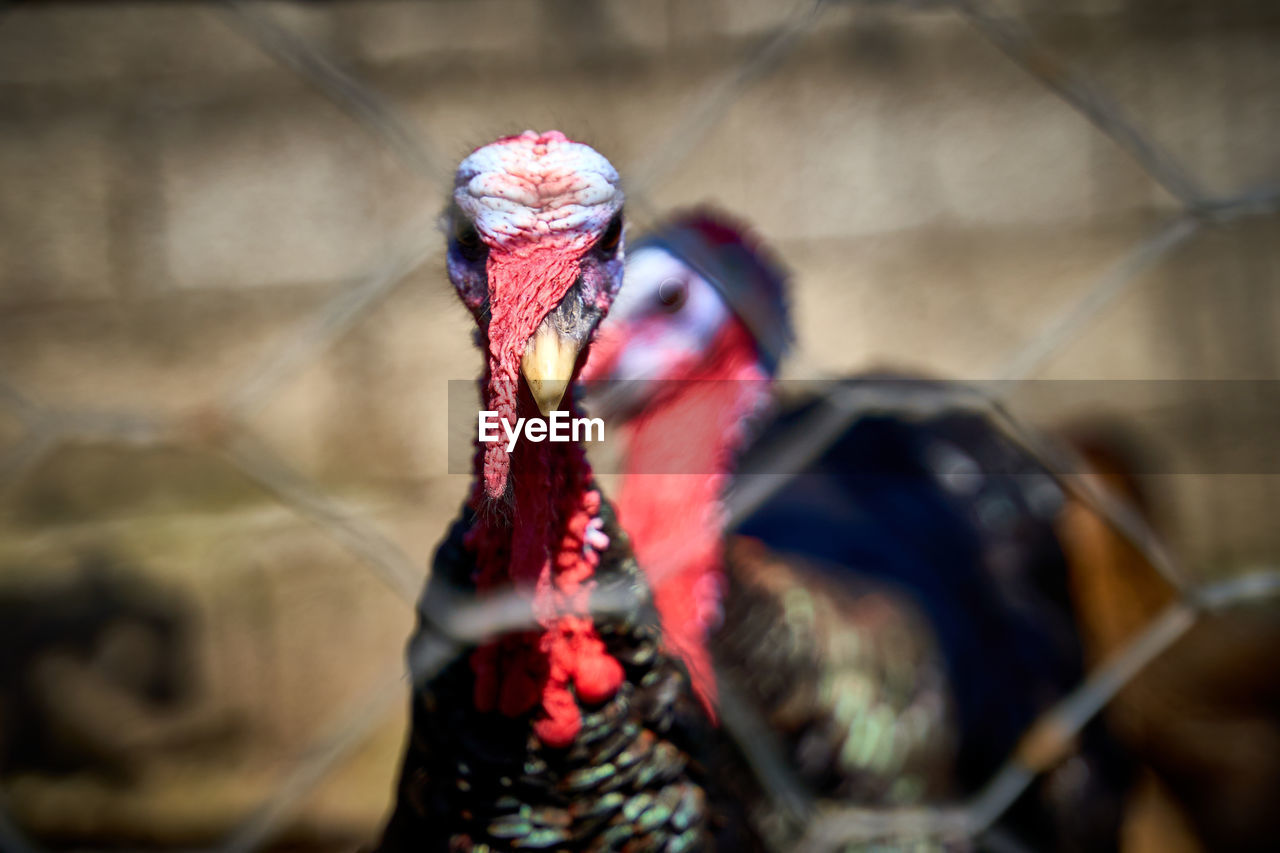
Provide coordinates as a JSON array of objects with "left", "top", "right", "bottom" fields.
[
  {"left": 447, "top": 130, "right": 626, "bottom": 499},
  {"left": 443, "top": 131, "right": 633, "bottom": 747}
]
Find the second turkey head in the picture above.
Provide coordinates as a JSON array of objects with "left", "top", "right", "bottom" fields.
[{"left": 582, "top": 209, "right": 791, "bottom": 411}]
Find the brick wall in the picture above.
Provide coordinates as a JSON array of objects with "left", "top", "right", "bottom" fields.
[{"left": 0, "top": 1, "right": 1277, "bottom": 846}]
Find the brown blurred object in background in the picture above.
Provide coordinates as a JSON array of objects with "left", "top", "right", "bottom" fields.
[{"left": 1059, "top": 426, "right": 1280, "bottom": 853}]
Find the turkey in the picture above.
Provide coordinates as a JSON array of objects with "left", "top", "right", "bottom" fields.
[
  {"left": 581, "top": 209, "right": 1131, "bottom": 850},
  {"left": 374, "top": 133, "right": 757, "bottom": 852}
]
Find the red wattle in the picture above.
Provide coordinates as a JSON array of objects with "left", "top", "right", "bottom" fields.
[
  {"left": 481, "top": 246, "right": 592, "bottom": 500},
  {"left": 533, "top": 683, "right": 584, "bottom": 748},
  {"left": 612, "top": 321, "right": 770, "bottom": 717}
]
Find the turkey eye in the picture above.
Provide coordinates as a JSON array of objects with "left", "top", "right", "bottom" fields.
[
  {"left": 453, "top": 218, "right": 486, "bottom": 262},
  {"left": 656, "top": 278, "right": 687, "bottom": 312},
  {"left": 595, "top": 214, "right": 623, "bottom": 256}
]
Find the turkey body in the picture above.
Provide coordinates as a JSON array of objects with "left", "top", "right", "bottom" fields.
[
  {"left": 713, "top": 535, "right": 955, "bottom": 807},
  {"left": 377, "top": 502, "right": 754, "bottom": 852},
  {"left": 601, "top": 387, "right": 967, "bottom": 847},
  {"left": 721, "top": 383, "right": 1133, "bottom": 851}
]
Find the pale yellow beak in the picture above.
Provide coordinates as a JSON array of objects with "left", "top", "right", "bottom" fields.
[{"left": 520, "top": 323, "right": 580, "bottom": 416}]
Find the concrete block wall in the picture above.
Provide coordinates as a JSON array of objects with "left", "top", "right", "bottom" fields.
[{"left": 0, "top": 0, "right": 1277, "bottom": 845}]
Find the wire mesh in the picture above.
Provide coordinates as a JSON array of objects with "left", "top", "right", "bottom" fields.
[{"left": 0, "top": 1, "right": 1276, "bottom": 851}]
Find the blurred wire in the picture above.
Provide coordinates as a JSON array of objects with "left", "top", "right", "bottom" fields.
[
  {"left": 801, "top": 567, "right": 1280, "bottom": 849},
  {"left": 715, "top": 672, "right": 816, "bottom": 830},
  {"left": 214, "top": 667, "right": 406, "bottom": 853},
  {"left": 0, "top": 429, "right": 57, "bottom": 493},
  {"left": 624, "top": 0, "right": 830, "bottom": 209},
  {"left": 1203, "top": 183, "right": 1280, "bottom": 219},
  {"left": 218, "top": 1, "right": 449, "bottom": 419},
  {"left": 225, "top": 217, "right": 441, "bottom": 420},
  {"left": 0, "top": 403, "right": 170, "bottom": 492},
  {"left": 0, "top": 378, "right": 39, "bottom": 424},
  {"left": 952, "top": 0, "right": 1206, "bottom": 208},
  {"left": 993, "top": 215, "right": 1200, "bottom": 384},
  {"left": 221, "top": 429, "right": 423, "bottom": 603},
  {"left": 221, "top": 0, "right": 449, "bottom": 184},
  {"left": 981, "top": 400, "right": 1191, "bottom": 590}
]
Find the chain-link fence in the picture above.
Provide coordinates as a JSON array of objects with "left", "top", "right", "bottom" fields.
[{"left": 1, "top": 1, "right": 1277, "bottom": 850}]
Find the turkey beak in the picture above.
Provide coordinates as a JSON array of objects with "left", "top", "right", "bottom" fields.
[{"left": 521, "top": 323, "right": 580, "bottom": 416}]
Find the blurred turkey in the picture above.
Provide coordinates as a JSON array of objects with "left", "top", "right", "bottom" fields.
[
  {"left": 0, "top": 555, "right": 193, "bottom": 782},
  {"left": 582, "top": 210, "right": 1131, "bottom": 850},
  {"left": 1057, "top": 427, "right": 1280, "bottom": 853},
  {"left": 375, "top": 134, "right": 759, "bottom": 852}
]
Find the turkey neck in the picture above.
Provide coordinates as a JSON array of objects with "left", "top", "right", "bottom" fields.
[
  {"left": 468, "top": 380, "right": 597, "bottom": 595},
  {"left": 614, "top": 321, "right": 770, "bottom": 712},
  {"left": 465, "top": 378, "right": 624, "bottom": 748}
]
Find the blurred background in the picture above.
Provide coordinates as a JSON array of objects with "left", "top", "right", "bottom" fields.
[{"left": 0, "top": 0, "right": 1277, "bottom": 850}]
